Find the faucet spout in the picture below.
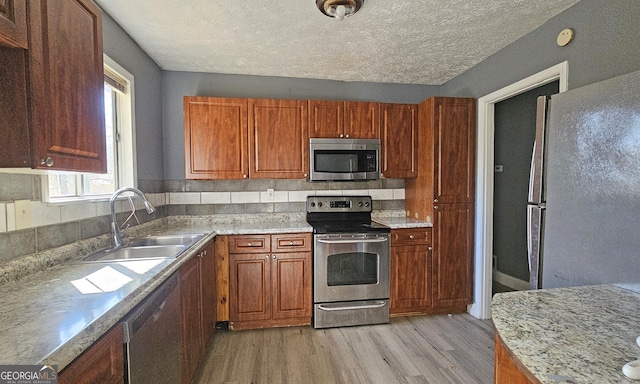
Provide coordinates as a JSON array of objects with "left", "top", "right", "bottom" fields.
[{"left": 110, "top": 187, "right": 156, "bottom": 248}]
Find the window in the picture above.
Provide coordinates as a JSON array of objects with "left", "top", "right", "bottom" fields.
[{"left": 46, "top": 55, "right": 136, "bottom": 200}]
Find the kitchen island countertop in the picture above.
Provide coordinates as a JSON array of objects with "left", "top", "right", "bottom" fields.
[{"left": 492, "top": 284, "right": 640, "bottom": 384}]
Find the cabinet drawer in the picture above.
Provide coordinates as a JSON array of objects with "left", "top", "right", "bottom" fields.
[
  {"left": 272, "top": 233, "right": 312, "bottom": 252},
  {"left": 391, "top": 228, "right": 432, "bottom": 246},
  {"left": 229, "top": 235, "right": 270, "bottom": 253}
]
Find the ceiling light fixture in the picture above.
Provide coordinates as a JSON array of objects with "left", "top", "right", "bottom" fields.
[{"left": 316, "top": 0, "right": 364, "bottom": 21}]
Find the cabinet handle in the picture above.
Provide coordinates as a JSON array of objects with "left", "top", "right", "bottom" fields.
[
  {"left": 409, "top": 235, "right": 414, "bottom": 239},
  {"left": 40, "top": 157, "right": 54, "bottom": 167}
]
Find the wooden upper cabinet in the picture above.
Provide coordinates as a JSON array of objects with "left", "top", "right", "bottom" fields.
[
  {"left": 0, "top": 0, "right": 27, "bottom": 48},
  {"left": 345, "top": 101, "right": 380, "bottom": 139},
  {"left": 0, "top": 0, "right": 106, "bottom": 172},
  {"left": 380, "top": 103, "right": 418, "bottom": 178},
  {"left": 309, "top": 100, "right": 379, "bottom": 139},
  {"left": 184, "top": 97, "right": 249, "bottom": 179},
  {"left": 30, "top": 0, "right": 106, "bottom": 172},
  {"left": 308, "top": 100, "right": 343, "bottom": 138},
  {"left": 248, "top": 98, "right": 308, "bottom": 179},
  {"left": 433, "top": 97, "right": 476, "bottom": 203}
]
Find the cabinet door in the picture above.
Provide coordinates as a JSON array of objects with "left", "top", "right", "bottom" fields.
[
  {"left": 0, "top": 0, "right": 27, "bottom": 48},
  {"left": 380, "top": 103, "right": 417, "bottom": 178},
  {"left": 390, "top": 244, "right": 432, "bottom": 314},
  {"left": 432, "top": 203, "right": 474, "bottom": 309},
  {"left": 248, "top": 98, "right": 308, "bottom": 178},
  {"left": 59, "top": 323, "right": 124, "bottom": 384},
  {"left": 29, "top": 0, "right": 106, "bottom": 172},
  {"left": 433, "top": 98, "right": 476, "bottom": 203},
  {"left": 184, "top": 97, "right": 249, "bottom": 179},
  {"left": 229, "top": 253, "right": 271, "bottom": 322},
  {"left": 344, "top": 101, "right": 379, "bottom": 139},
  {"left": 308, "top": 100, "right": 344, "bottom": 138},
  {"left": 271, "top": 252, "right": 312, "bottom": 320},
  {"left": 180, "top": 256, "right": 203, "bottom": 384},
  {"left": 200, "top": 241, "right": 216, "bottom": 347}
]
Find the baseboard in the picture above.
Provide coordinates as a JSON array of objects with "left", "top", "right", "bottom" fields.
[{"left": 492, "top": 269, "right": 529, "bottom": 291}]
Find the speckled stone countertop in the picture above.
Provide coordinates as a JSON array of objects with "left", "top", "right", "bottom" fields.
[
  {"left": 373, "top": 215, "right": 432, "bottom": 229},
  {"left": 0, "top": 213, "right": 313, "bottom": 371},
  {"left": 492, "top": 284, "right": 640, "bottom": 384}
]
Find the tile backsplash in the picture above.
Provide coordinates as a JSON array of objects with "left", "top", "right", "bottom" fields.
[{"left": 0, "top": 173, "right": 405, "bottom": 263}]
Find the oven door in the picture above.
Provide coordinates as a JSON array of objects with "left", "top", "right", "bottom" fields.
[{"left": 313, "top": 233, "right": 390, "bottom": 303}]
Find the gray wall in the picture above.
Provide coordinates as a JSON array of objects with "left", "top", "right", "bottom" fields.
[
  {"left": 442, "top": 0, "right": 640, "bottom": 98},
  {"left": 161, "top": 71, "right": 439, "bottom": 180},
  {"left": 102, "top": 12, "right": 164, "bottom": 192}
]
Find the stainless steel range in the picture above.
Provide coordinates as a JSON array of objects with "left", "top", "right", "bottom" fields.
[{"left": 306, "top": 195, "right": 390, "bottom": 328}]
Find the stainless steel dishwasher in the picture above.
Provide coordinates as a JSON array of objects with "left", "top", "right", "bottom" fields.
[{"left": 122, "top": 273, "right": 181, "bottom": 384}]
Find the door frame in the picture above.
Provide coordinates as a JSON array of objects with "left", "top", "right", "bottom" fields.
[{"left": 469, "top": 61, "right": 568, "bottom": 319}]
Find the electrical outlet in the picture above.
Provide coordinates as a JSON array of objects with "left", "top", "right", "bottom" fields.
[{"left": 266, "top": 188, "right": 275, "bottom": 201}]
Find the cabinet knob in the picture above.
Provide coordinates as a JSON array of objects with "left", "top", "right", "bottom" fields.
[
  {"left": 40, "top": 157, "right": 54, "bottom": 167},
  {"left": 339, "top": 134, "right": 344, "bottom": 138},
  {"left": 243, "top": 174, "right": 247, "bottom": 179},
  {"left": 428, "top": 246, "right": 432, "bottom": 251},
  {"left": 434, "top": 206, "right": 438, "bottom": 210},
  {"left": 289, "top": 241, "right": 294, "bottom": 246},
  {"left": 345, "top": 134, "right": 350, "bottom": 138},
  {"left": 265, "top": 255, "right": 269, "bottom": 259},
  {"left": 409, "top": 235, "right": 414, "bottom": 239},
  {"left": 434, "top": 198, "right": 438, "bottom": 203},
  {"left": 304, "top": 173, "right": 308, "bottom": 177},
  {"left": 273, "top": 255, "right": 277, "bottom": 260},
  {"left": 248, "top": 242, "right": 252, "bottom": 247}
]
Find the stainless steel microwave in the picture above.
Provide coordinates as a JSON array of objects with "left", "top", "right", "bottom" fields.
[{"left": 309, "top": 138, "right": 380, "bottom": 181}]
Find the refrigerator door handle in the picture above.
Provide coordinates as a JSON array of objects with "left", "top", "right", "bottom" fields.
[
  {"left": 528, "top": 96, "right": 548, "bottom": 204},
  {"left": 527, "top": 205, "right": 544, "bottom": 290}
]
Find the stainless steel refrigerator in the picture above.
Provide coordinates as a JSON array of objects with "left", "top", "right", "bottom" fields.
[{"left": 527, "top": 69, "right": 640, "bottom": 289}]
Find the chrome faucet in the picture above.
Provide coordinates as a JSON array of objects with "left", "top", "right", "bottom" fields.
[{"left": 110, "top": 187, "right": 156, "bottom": 248}]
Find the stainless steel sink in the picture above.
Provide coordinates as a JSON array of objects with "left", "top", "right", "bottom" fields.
[
  {"left": 83, "top": 245, "right": 187, "bottom": 262},
  {"left": 129, "top": 234, "right": 204, "bottom": 247},
  {"left": 81, "top": 233, "right": 205, "bottom": 263}
]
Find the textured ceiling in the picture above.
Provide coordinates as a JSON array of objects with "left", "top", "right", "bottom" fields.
[{"left": 95, "top": 0, "right": 581, "bottom": 85}]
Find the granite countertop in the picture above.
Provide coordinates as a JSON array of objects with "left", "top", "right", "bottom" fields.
[
  {"left": 373, "top": 216, "right": 432, "bottom": 229},
  {"left": 0, "top": 214, "right": 313, "bottom": 371},
  {"left": 492, "top": 284, "right": 640, "bottom": 384}
]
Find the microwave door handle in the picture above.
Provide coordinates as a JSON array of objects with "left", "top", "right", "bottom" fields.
[{"left": 318, "top": 237, "right": 389, "bottom": 244}]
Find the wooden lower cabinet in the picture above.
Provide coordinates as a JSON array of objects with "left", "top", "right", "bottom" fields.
[
  {"left": 180, "top": 239, "right": 217, "bottom": 384},
  {"left": 432, "top": 203, "right": 474, "bottom": 311},
  {"left": 390, "top": 228, "right": 433, "bottom": 315},
  {"left": 229, "top": 233, "right": 312, "bottom": 330},
  {"left": 494, "top": 333, "right": 536, "bottom": 384},
  {"left": 59, "top": 323, "right": 124, "bottom": 384}
]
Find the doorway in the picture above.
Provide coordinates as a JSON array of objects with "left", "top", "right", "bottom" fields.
[
  {"left": 492, "top": 81, "right": 559, "bottom": 294},
  {"left": 469, "top": 62, "right": 568, "bottom": 320}
]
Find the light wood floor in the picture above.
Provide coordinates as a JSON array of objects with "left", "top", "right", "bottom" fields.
[{"left": 195, "top": 314, "right": 495, "bottom": 384}]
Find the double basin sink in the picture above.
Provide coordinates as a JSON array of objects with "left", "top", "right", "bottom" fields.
[{"left": 83, "top": 234, "right": 205, "bottom": 262}]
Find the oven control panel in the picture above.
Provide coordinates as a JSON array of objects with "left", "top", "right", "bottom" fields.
[{"left": 307, "top": 195, "right": 372, "bottom": 213}]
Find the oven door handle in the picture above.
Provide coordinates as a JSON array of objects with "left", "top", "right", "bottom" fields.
[
  {"left": 317, "top": 237, "right": 388, "bottom": 244},
  {"left": 317, "top": 301, "right": 387, "bottom": 311}
]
